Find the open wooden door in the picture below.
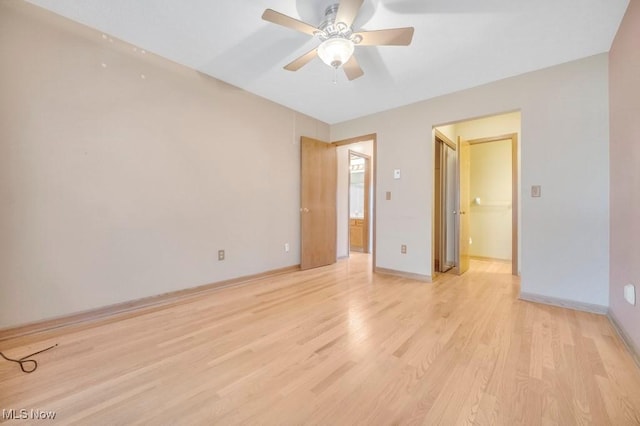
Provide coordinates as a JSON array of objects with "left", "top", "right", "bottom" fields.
[
  {"left": 456, "top": 137, "right": 471, "bottom": 274},
  {"left": 300, "top": 136, "right": 337, "bottom": 270}
]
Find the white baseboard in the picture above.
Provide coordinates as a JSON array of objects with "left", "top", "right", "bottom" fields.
[
  {"left": 0, "top": 264, "right": 300, "bottom": 341},
  {"left": 519, "top": 293, "right": 639, "bottom": 369},
  {"left": 519, "top": 292, "right": 608, "bottom": 315},
  {"left": 375, "top": 267, "right": 432, "bottom": 283},
  {"left": 608, "top": 309, "right": 640, "bottom": 369}
]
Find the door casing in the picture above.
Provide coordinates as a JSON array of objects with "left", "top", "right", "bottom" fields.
[
  {"left": 348, "top": 150, "right": 371, "bottom": 254},
  {"left": 432, "top": 128, "right": 519, "bottom": 278},
  {"left": 462, "top": 133, "right": 519, "bottom": 275},
  {"left": 332, "top": 134, "right": 377, "bottom": 272}
]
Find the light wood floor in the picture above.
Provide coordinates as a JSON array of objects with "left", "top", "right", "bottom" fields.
[{"left": 1, "top": 255, "right": 639, "bottom": 425}]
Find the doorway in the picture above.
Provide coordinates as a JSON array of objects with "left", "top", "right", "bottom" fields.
[
  {"left": 434, "top": 131, "right": 456, "bottom": 273},
  {"left": 348, "top": 151, "right": 371, "bottom": 253},
  {"left": 333, "top": 135, "right": 376, "bottom": 267},
  {"left": 433, "top": 111, "right": 520, "bottom": 277}
]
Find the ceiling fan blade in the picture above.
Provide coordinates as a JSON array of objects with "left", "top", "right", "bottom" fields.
[
  {"left": 354, "top": 27, "right": 414, "bottom": 46},
  {"left": 284, "top": 48, "right": 318, "bottom": 71},
  {"left": 343, "top": 55, "right": 364, "bottom": 81},
  {"left": 262, "top": 9, "right": 318, "bottom": 36},
  {"left": 336, "top": 0, "right": 365, "bottom": 27}
]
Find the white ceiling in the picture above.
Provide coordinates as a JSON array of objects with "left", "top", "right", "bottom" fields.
[{"left": 26, "top": 0, "right": 629, "bottom": 124}]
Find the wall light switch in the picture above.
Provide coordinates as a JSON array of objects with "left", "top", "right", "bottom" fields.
[
  {"left": 393, "top": 169, "right": 401, "bottom": 179},
  {"left": 386, "top": 191, "right": 391, "bottom": 201},
  {"left": 531, "top": 185, "right": 542, "bottom": 198}
]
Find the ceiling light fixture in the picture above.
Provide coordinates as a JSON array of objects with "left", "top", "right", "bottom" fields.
[{"left": 317, "top": 37, "right": 354, "bottom": 68}]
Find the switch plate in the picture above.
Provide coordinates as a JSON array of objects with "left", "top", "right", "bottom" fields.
[
  {"left": 401, "top": 244, "right": 407, "bottom": 254},
  {"left": 284, "top": 243, "right": 290, "bottom": 252},
  {"left": 218, "top": 250, "right": 225, "bottom": 261},
  {"left": 386, "top": 191, "right": 391, "bottom": 201},
  {"left": 394, "top": 169, "right": 401, "bottom": 179},
  {"left": 531, "top": 185, "right": 542, "bottom": 197}
]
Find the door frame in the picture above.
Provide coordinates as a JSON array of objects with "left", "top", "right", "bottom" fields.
[
  {"left": 332, "top": 133, "right": 377, "bottom": 272},
  {"left": 348, "top": 150, "right": 371, "bottom": 254},
  {"left": 431, "top": 127, "right": 520, "bottom": 276},
  {"left": 433, "top": 129, "right": 457, "bottom": 276},
  {"left": 463, "top": 133, "right": 519, "bottom": 276},
  {"left": 456, "top": 136, "right": 472, "bottom": 275}
]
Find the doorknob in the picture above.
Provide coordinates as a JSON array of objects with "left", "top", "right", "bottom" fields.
[
  {"left": 460, "top": 211, "right": 466, "bottom": 215},
  {"left": 300, "top": 208, "right": 309, "bottom": 213}
]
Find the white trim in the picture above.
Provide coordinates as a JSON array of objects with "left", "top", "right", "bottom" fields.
[
  {"left": 519, "top": 292, "right": 608, "bottom": 315},
  {"left": 608, "top": 309, "right": 640, "bottom": 369},
  {"left": 375, "top": 267, "right": 432, "bottom": 283}
]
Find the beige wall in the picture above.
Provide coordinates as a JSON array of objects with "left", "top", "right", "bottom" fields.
[
  {"left": 609, "top": 0, "right": 640, "bottom": 353},
  {"left": 454, "top": 112, "right": 521, "bottom": 147},
  {"left": 332, "top": 54, "right": 610, "bottom": 308},
  {"left": 0, "top": 2, "right": 329, "bottom": 327}
]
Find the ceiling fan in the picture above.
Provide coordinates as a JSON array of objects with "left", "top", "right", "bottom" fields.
[{"left": 262, "top": 0, "right": 414, "bottom": 81}]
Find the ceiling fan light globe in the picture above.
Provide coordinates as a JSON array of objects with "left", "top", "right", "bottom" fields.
[{"left": 317, "top": 38, "right": 354, "bottom": 69}]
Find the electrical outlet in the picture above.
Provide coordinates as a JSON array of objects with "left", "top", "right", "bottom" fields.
[
  {"left": 401, "top": 244, "right": 407, "bottom": 254},
  {"left": 218, "top": 250, "right": 225, "bottom": 261},
  {"left": 624, "top": 284, "right": 636, "bottom": 306},
  {"left": 531, "top": 185, "right": 542, "bottom": 197},
  {"left": 284, "top": 243, "right": 290, "bottom": 252}
]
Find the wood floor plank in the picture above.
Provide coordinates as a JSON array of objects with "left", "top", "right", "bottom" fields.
[{"left": 0, "top": 254, "right": 639, "bottom": 425}]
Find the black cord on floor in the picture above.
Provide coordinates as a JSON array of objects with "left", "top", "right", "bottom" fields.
[{"left": 0, "top": 344, "right": 58, "bottom": 373}]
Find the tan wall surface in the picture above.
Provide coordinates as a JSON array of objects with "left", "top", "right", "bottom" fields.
[
  {"left": 0, "top": 1, "right": 329, "bottom": 327},
  {"left": 609, "top": 0, "right": 640, "bottom": 352}
]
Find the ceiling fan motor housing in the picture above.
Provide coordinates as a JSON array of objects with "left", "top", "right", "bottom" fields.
[{"left": 315, "top": 3, "right": 361, "bottom": 45}]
